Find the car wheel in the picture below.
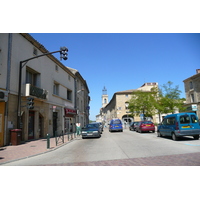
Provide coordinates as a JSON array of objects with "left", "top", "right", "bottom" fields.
[
  {"left": 172, "top": 133, "right": 177, "bottom": 141},
  {"left": 193, "top": 135, "right": 199, "bottom": 140},
  {"left": 157, "top": 131, "right": 161, "bottom": 137},
  {"left": 82, "top": 136, "right": 85, "bottom": 139}
]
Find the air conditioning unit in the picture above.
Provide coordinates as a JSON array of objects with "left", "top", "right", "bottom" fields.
[{"left": 0, "top": 90, "right": 8, "bottom": 102}]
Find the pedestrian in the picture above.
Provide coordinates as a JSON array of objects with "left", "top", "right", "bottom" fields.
[{"left": 76, "top": 123, "right": 81, "bottom": 136}]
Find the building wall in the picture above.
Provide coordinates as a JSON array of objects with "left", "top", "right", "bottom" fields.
[
  {"left": 183, "top": 71, "right": 200, "bottom": 118},
  {"left": 1, "top": 33, "right": 87, "bottom": 146},
  {"left": 100, "top": 83, "right": 159, "bottom": 125}
]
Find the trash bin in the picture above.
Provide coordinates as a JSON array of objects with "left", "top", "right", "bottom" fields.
[{"left": 10, "top": 129, "right": 22, "bottom": 145}]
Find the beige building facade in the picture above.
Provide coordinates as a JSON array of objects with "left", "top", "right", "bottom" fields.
[
  {"left": 0, "top": 33, "right": 90, "bottom": 147},
  {"left": 99, "top": 83, "right": 160, "bottom": 126},
  {"left": 183, "top": 69, "right": 200, "bottom": 118}
]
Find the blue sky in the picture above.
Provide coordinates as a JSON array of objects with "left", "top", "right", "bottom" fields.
[{"left": 30, "top": 33, "right": 200, "bottom": 121}]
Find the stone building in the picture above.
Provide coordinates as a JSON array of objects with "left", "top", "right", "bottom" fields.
[
  {"left": 99, "top": 83, "right": 159, "bottom": 126},
  {"left": 0, "top": 33, "right": 90, "bottom": 147},
  {"left": 67, "top": 67, "right": 90, "bottom": 127},
  {"left": 183, "top": 69, "right": 200, "bottom": 117}
]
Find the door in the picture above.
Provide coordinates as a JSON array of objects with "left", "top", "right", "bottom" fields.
[
  {"left": 39, "top": 114, "right": 43, "bottom": 138},
  {"left": 53, "top": 112, "right": 58, "bottom": 137},
  {"left": 28, "top": 111, "right": 34, "bottom": 140}
]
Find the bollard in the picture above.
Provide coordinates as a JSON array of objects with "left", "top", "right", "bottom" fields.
[{"left": 47, "top": 133, "right": 50, "bottom": 149}]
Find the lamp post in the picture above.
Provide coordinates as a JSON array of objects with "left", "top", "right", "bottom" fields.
[{"left": 17, "top": 47, "right": 68, "bottom": 129}]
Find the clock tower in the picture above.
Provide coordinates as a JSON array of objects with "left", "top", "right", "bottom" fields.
[{"left": 102, "top": 86, "right": 108, "bottom": 108}]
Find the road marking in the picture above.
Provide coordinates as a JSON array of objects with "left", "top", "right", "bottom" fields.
[{"left": 184, "top": 143, "right": 200, "bottom": 146}]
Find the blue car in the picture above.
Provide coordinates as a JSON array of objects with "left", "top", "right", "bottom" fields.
[
  {"left": 157, "top": 112, "right": 200, "bottom": 141},
  {"left": 109, "top": 119, "right": 123, "bottom": 132}
]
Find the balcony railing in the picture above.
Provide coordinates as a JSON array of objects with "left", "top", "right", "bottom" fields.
[{"left": 25, "top": 83, "right": 48, "bottom": 100}]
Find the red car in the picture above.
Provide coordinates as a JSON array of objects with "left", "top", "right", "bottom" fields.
[{"left": 136, "top": 121, "right": 155, "bottom": 133}]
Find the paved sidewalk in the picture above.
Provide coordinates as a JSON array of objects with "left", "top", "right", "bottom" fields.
[{"left": 0, "top": 134, "right": 78, "bottom": 165}]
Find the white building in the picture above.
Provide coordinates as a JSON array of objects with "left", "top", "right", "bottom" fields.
[{"left": 0, "top": 33, "right": 90, "bottom": 146}]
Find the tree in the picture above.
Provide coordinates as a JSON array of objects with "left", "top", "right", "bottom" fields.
[
  {"left": 159, "top": 81, "right": 186, "bottom": 114},
  {"left": 128, "top": 90, "right": 156, "bottom": 120}
]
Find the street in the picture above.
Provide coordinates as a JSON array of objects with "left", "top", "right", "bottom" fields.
[{"left": 2, "top": 127, "right": 200, "bottom": 166}]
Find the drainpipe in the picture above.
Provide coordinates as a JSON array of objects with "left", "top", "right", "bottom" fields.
[{"left": 4, "top": 33, "right": 12, "bottom": 145}]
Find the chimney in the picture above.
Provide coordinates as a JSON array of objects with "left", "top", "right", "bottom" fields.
[{"left": 196, "top": 69, "right": 200, "bottom": 74}]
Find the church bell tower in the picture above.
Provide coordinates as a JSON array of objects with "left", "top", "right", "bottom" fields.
[{"left": 102, "top": 86, "right": 108, "bottom": 108}]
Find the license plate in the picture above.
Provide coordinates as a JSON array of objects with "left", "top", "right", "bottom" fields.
[
  {"left": 182, "top": 126, "right": 190, "bottom": 128},
  {"left": 87, "top": 133, "right": 93, "bottom": 135},
  {"left": 115, "top": 126, "right": 119, "bottom": 127},
  {"left": 146, "top": 125, "right": 151, "bottom": 126}
]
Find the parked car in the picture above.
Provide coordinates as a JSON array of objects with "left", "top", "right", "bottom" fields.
[
  {"left": 81, "top": 123, "right": 101, "bottom": 139},
  {"left": 90, "top": 122, "right": 103, "bottom": 133},
  {"left": 136, "top": 121, "right": 155, "bottom": 133},
  {"left": 129, "top": 121, "right": 140, "bottom": 131},
  {"left": 157, "top": 112, "right": 200, "bottom": 141},
  {"left": 109, "top": 119, "right": 123, "bottom": 132}
]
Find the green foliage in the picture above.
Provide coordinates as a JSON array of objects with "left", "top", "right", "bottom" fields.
[
  {"left": 128, "top": 90, "right": 156, "bottom": 118},
  {"left": 128, "top": 81, "right": 186, "bottom": 120}
]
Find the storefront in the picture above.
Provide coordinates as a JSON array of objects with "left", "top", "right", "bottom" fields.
[{"left": 64, "top": 108, "right": 77, "bottom": 133}]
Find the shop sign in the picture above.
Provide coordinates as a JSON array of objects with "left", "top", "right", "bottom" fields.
[
  {"left": 65, "top": 108, "right": 77, "bottom": 115},
  {"left": 192, "top": 104, "right": 197, "bottom": 111}
]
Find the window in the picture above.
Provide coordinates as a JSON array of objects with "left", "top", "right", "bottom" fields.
[
  {"left": 33, "top": 48, "right": 38, "bottom": 56},
  {"left": 104, "top": 98, "right": 107, "bottom": 104},
  {"left": 67, "top": 89, "right": 72, "bottom": 101},
  {"left": 190, "top": 93, "right": 195, "bottom": 102},
  {"left": 55, "top": 65, "right": 58, "bottom": 71},
  {"left": 180, "top": 115, "right": 190, "bottom": 124},
  {"left": 68, "top": 74, "right": 71, "bottom": 81},
  {"left": 26, "top": 68, "right": 39, "bottom": 87},
  {"left": 189, "top": 81, "right": 193, "bottom": 90},
  {"left": 53, "top": 83, "right": 59, "bottom": 95},
  {"left": 191, "top": 115, "right": 198, "bottom": 123},
  {"left": 163, "top": 117, "right": 175, "bottom": 125}
]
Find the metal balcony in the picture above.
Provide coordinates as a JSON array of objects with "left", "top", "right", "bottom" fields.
[{"left": 25, "top": 83, "right": 48, "bottom": 100}]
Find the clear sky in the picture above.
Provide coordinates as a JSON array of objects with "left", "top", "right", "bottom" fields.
[{"left": 30, "top": 33, "right": 200, "bottom": 121}]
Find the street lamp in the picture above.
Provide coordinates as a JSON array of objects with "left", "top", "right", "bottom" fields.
[{"left": 17, "top": 47, "right": 68, "bottom": 129}]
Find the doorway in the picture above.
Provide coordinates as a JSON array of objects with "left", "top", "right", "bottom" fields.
[
  {"left": 39, "top": 114, "right": 43, "bottom": 138},
  {"left": 53, "top": 112, "right": 58, "bottom": 137},
  {"left": 28, "top": 111, "right": 35, "bottom": 140}
]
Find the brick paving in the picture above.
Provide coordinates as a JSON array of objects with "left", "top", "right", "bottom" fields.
[
  {"left": 43, "top": 152, "right": 200, "bottom": 166},
  {"left": 1, "top": 134, "right": 200, "bottom": 166},
  {"left": 0, "top": 134, "right": 77, "bottom": 165}
]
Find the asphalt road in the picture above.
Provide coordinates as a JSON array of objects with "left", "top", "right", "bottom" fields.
[{"left": 2, "top": 127, "right": 200, "bottom": 166}]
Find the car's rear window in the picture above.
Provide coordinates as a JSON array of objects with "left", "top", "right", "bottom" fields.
[
  {"left": 142, "top": 121, "right": 153, "bottom": 124},
  {"left": 180, "top": 115, "right": 190, "bottom": 124},
  {"left": 113, "top": 120, "right": 121, "bottom": 124}
]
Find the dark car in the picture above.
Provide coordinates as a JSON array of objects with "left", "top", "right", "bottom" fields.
[
  {"left": 81, "top": 123, "right": 101, "bottom": 139},
  {"left": 91, "top": 122, "right": 103, "bottom": 133},
  {"left": 136, "top": 121, "right": 155, "bottom": 133},
  {"left": 129, "top": 121, "right": 140, "bottom": 131}
]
